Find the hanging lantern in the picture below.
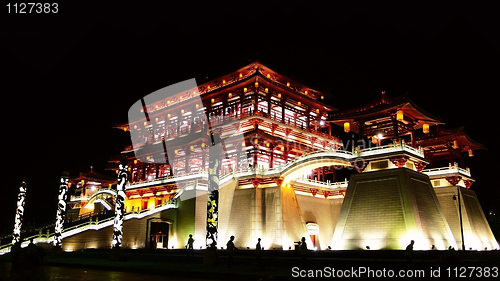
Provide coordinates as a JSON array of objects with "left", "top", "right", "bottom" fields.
[
  {"left": 297, "top": 101, "right": 301, "bottom": 106},
  {"left": 222, "top": 79, "right": 226, "bottom": 84},
  {"left": 316, "top": 108, "right": 320, "bottom": 114},
  {"left": 453, "top": 140, "right": 459, "bottom": 149},
  {"left": 372, "top": 136, "right": 377, "bottom": 144},
  {"left": 155, "top": 105, "right": 159, "bottom": 109},
  {"left": 278, "top": 93, "right": 281, "bottom": 98},
  {"left": 321, "top": 95, "right": 324, "bottom": 100},
  {"left": 281, "top": 146, "right": 285, "bottom": 151},
  {"left": 167, "top": 100, "right": 171, "bottom": 105},
  {"left": 244, "top": 87, "right": 247, "bottom": 93},
  {"left": 255, "top": 82, "right": 259, "bottom": 88},
  {"left": 81, "top": 180, "right": 85, "bottom": 185},
  {"left": 68, "top": 183, "right": 72, "bottom": 188},
  {"left": 179, "top": 96, "right": 183, "bottom": 100},
  {"left": 267, "top": 73, "right": 270, "bottom": 78},
  {"left": 344, "top": 122, "right": 350, "bottom": 133},
  {"left": 196, "top": 104, "right": 199, "bottom": 109},
  {"left": 468, "top": 149, "right": 474, "bottom": 157},
  {"left": 134, "top": 125, "right": 137, "bottom": 129},
  {"left": 265, "top": 88, "right": 268, "bottom": 93},
  {"left": 254, "top": 138, "right": 259, "bottom": 144},
  {"left": 116, "top": 169, "right": 119, "bottom": 174},
  {"left": 128, "top": 167, "right": 131, "bottom": 171},
  {"left": 228, "top": 93, "right": 232, "bottom": 98},
  {"left": 144, "top": 121, "right": 147, "bottom": 126},
  {"left": 422, "top": 123, "right": 429, "bottom": 134},
  {"left": 134, "top": 159, "right": 138, "bottom": 164},
  {"left": 123, "top": 127, "right": 127, "bottom": 132},
  {"left": 109, "top": 184, "right": 112, "bottom": 188},
  {"left": 190, "top": 145, "right": 194, "bottom": 151},
  {"left": 174, "top": 149, "right": 178, "bottom": 154},
  {"left": 146, "top": 156, "right": 150, "bottom": 160},
  {"left": 239, "top": 73, "right": 243, "bottom": 78},
  {"left": 211, "top": 98, "right": 215, "bottom": 104},
  {"left": 201, "top": 143, "right": 206, "bottom": 148},
  {"left": 181, "top": 109, "right": 185, "bottom": 114},
  {"left": 396, "top": 110, "right": 404, "bottom": 121},
  {"left": 266, "top": 142, "right": 270, "bottom": 148},
  {"left": 287, "top": 82, "right": 290, "bottom": 87},
  {"left": 305, "top": 91, "right": 308, "bottom": 95},
  {"left": 207, "top": 85, "right": 210, "bottom": 90},
  {"left": 155, "top": 117, "right": 158, "bottom": 123},
  {"left": 242, "top": 141, "right": 245, "bottom": 147}
]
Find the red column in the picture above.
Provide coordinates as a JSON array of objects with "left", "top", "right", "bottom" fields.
[{"left": 269, "top": 144, "right": 274, "bottom": 168}]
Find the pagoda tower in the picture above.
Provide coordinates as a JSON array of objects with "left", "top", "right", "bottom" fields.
[
  {"left": 327, "top": 92, "right": 498, "bottom": 250},
  {"left": 109, "top": 61, "right": 345, "bottom": 250},
  {"left": 416, "top": 127, "right": 498, "bottom": 250},
  {"left": 34, "top": 63, "right": 498, "bottom": 252}
]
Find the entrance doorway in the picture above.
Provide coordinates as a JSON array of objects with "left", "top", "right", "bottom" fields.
[
  {"left": 306, "top": 223, "right": 319, "bottom": 249},
  {"left": 149, "top": 221, "right": 169, "bottom": 249}
]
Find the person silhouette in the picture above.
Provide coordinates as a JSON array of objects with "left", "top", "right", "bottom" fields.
[
  {"left": 27, "top": 238, "right": 39, "bottom": 267},
  {"left": 300, "top": 237, "right": 307, "bottom": 262},
  {"left": 405, "top": 240, "right": 415, "bottom": 264},
  {"left": 255, "top": 238, "right": 262, "bottom": 266},
  {"left": 226, "top": 235, "right": 238, "bottom": 268},
  {"left": 186, "top": 234, "right": 194, "bottom": 258}
]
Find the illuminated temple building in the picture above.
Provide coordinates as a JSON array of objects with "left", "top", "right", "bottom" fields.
[{"left": 49, "top": 62, "right": 499, "bottom": 251}]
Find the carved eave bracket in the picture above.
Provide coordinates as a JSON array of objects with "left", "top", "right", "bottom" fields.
[
  {"left": 415, "top": 161, "right": 427, "bottom": 172},
  {"left": 252, "top": 178, "right": 262, "bottom": 188},
  {"left": 351, "top": 160, "right": 370, "bottom": 173},
  {"left": 446, "top": 176, "right": 462, "bottom": 186},
  {"left": 390, "top": 155, "right": 410, "bottom": 168},
  {"left": 274, "top": 176, "right": 284, "bottom": 187}
]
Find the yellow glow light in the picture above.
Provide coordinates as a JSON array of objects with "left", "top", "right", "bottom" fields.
[
  {"left": 344, "top": 122, "right": 350, "bottom": 133},
  {"left": 396, "top": 110, "right": 404, "bottom": 121},
  {"left": 423, "top": 123, "right": 429, "bottom": 134}
]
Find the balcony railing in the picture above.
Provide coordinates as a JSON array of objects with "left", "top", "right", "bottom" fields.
[
  {"left": 294, "top": 177, "right": 349, "bottom": 189},
  {"left": 422, "top": 162, "right": 471, "bottom": 177},
  {"left": 357, "top": 142, "right": 425, "bottom": 158}
]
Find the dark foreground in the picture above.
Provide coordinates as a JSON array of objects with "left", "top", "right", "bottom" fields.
[{"left": 1, "top": 248, "right": 499, "bottom": 280}]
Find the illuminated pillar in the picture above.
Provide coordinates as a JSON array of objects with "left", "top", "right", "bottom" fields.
[
  {"left": 206, "top": 131, "right": 221, "bottom": 249},
  {"left": 12, "top": 182, "right": 27, "bottom": 244},
  {"left": 53, "top": 172, "right": 69, "bottom": 247},
  {"left": 112, "top": 159, "right": 128, "bottom": 249}
]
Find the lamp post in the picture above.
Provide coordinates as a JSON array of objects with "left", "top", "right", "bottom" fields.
[
  {"left": 54, "top": 172, "right": 69, "bottom": 248},
  {"left": 453, "top": 185, "right": 466, "bottom": 251},
  {"left": 12, "top": 182, "right": 27, "bottom": 245},
  {"left": 112, "top": 158, "right": 128, "bottom": 250}
]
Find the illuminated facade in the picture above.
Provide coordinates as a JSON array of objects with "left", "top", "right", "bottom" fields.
[{"left": 55, "top": 62, "right": 498, "bottom": 252}]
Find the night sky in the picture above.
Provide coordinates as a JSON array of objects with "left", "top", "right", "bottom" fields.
[{"left": 1, "top": 3, "right": 498, "bottom": 235}]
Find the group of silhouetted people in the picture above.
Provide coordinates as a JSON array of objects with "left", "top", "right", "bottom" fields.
[
  {"left": 186, "top": 234, "right": 314, "bottom": 268},
  {"left": 10, "top": 238, "right": 45, "bottom": 273}
]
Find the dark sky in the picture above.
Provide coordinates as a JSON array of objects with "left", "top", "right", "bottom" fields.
[{"left": 1, "top": 2, "right": 498, "bottom": 232}]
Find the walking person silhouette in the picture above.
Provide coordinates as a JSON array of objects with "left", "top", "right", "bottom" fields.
[{"left": 226, "top": 235, "right": 238, "bottom": 268}]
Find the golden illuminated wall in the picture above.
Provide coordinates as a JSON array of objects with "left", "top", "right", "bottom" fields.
[
  {"left": 332, "top": 168, "right": 456, "bottom": 250},
  {"left": 62, "top": 209, "right": 176, "bottom": 251},
  {"left": 435, "top": 186, "right": 475, "bottom": 249},
  {"left": 296, "top": 194, "right": 343, "bottom": 249},
  {"left": 222, "top": 188, "right": 254, "bottom": 248},
  {"left": 461, "top": 189, "right": 500, "bottom": 250},
  {"left": 218, "top": 182, "right": 314, "bottom": 250}
]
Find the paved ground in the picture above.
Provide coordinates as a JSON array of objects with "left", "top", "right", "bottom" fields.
[{"left": 1, "top": 249, "right": 499, "bottom": 280}]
